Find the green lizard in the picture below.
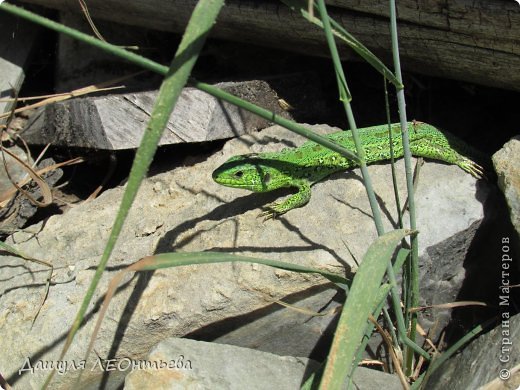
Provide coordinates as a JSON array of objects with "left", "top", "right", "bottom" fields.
[{"left": 212, "top": 121, "right": 484, "bottom": 218}]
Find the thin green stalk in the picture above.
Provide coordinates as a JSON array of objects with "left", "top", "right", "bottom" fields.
[
  {"left": 316, "top": 0, "right": 429, "bottom": 369},
  {"left": 382, "top": 306, "right": 400, "bottom": 348},
  {"left": 0, "top": 3, "right": 361, "bottom": 164},
  {"left": 384, "top": 78, "right": 404, "bottom": 229},
  {"left": 384, "top": 75, "right": 412, "bottom": 331},
  {"left": 411, "top": 318, "right": 493, "bottom": 389},
  {"left": 194, "top": 81, "right": 359, "bottom": 162},
  {"left": 315, "top": 0, "right": 384, "bottom": 235},
  {"left": 280, "top": 0, "right": 403, "bottom": 89},
  {"left": 389, "top": 0, "right": 420, "bottom": 373},
  {"left": 385, "top": 240, "right": 429, "bottom": 359}
]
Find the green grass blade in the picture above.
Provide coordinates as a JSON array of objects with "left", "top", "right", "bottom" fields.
[
  {"left": 62, "top": 0, "right": 223, "bottom": 356},
  {"left": 142, "top": 252, "right": 351, "bottom": 289},
  {"left": 345, "top": 284, "right": 395, "bottom": 390},
  {"left": 301, "top": 365, "right": 322, "bottom": 390},
  {"left": 319, "top": 229, "right": 412, "bottom": 389},
  {"left": 33, "top": 0, "right": 225, "bottom": 387},
  {"left": 84, "top": 251, "right": 351, "bottom": 369},
  {"left": 394, "top": 247, "right": 411, "bottom": 272},
  {"left": 310, "top": 246, "right": 410, "bottom": 389},
  {"left": 351, "top": 247, "right": 410, "bottom": 365},
  {"left": 0, "top": 240, "right": 35, "bottom": 260}
]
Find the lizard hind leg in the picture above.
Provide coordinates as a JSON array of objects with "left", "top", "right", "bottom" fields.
[
  {"left": 410, "top": 140, "right": 484, "bottom": 179},
  {"left": 259, "top": 180, "right": 312, "bottom": 220}
]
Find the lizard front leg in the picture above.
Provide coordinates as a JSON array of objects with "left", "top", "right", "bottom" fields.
[{"left": 259, "top": 180, "right": 312, "bottom": 220}]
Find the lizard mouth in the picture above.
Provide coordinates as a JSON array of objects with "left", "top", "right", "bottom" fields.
[
  {"left": 212, "top": 171, "right": 261, "bottom": 191},
  {"left": 213, "top": 177, "right": 255, "bottom": 190}
]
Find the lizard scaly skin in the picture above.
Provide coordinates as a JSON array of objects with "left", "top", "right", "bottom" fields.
[{"left": 212, "top": 122, "right": 485, "bottom": 218}]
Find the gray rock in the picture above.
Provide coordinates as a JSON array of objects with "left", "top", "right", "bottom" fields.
[
  {"left": 0, "top": 11, "right": 40, "bottom": 124},
  {"left": 124, "top": 337, "right": 403, "bottom": 390},
  {"left": 417, "top": 219, "right": 484, "bottom": 341},
  {"left": 0, "top": 145, "right": 33, "bottom": 194},
  {"left": 0, "top": 153, "right": 63, "bottom": 233},
  {"left": 0, "top": 124, "right": 490, "bottom": 389},
  {"left": 204, "top": 284, "right": 342, "bottom": 360},
  {"left": 426, "top": 313, "right": 520, "bottom": 389},
  {"left": 493, "top": 136, "right": 520, "bottom": 239}
]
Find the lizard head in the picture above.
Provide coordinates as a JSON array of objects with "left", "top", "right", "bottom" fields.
[{"left": 212, "top": 154, "right": 285, "bottom": 193}]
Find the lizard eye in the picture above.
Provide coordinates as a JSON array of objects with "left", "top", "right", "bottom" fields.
[{"left": 234, "top": 171, "right": 244, "bottom": 178}]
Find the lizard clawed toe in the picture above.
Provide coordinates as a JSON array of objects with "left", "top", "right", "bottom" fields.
[
  {"left": 258, "top": 203, "right": 282, "bottom": 220},
  {"left": 460, "top": 159, "right": 485, "bottom": 179},
  {"left": 258, "top": 210, "right": 274, "bottom": 220}
]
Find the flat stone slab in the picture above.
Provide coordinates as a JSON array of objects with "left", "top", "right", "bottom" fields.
[
  {"left": 124, "top": 337, "right": 402, "bottom": 390},
  {"left": 22, "top": 74, "right": 324, "bottom": 150},
  {"left": 125, "top": 338, "right": 319, "bottom": 390},
  {"left": 0, "top": 124, "right": 490, "bottom": 388}
]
